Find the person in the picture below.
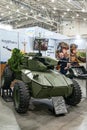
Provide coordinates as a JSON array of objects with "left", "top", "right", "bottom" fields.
[
  {"left": 57, "top": 52, "right": 70, "bottom": 75},
  {"left": 57, "top": 42, "right": 69, "bottom": 59},
  {"left": 70, "top": 44, "right": 80, "bottom": 66}
]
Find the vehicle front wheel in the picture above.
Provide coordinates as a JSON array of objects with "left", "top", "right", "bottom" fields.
[
  {"left": 65, "top": 80, "right": 82, "bottom": 106},
  {"left": 13, "top": 80, "right": 30, "bottom": 113}
]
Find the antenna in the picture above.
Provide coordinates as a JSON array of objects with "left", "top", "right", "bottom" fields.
[
  {"left": 22, "top": 39, "right": 27, "bottom": 53},
  {"left": 36, "top": 32, "right": 42, "bottom": 56}
]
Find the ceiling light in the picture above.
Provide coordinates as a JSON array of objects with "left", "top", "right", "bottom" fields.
[
  {"left": 17, "top": 14, "right": 20, "bottom": 17},
  {"left": 53, "top": 11, "right": 55, "bottom": 14},
  {"left": 1, "top": 13, "right": 4, "bottom": 16},
  {"left": 72, "top": 16, "right": 75, "bottom": 19},
  {"left": 76, "top": 13, "right": 79, "bottom": 17},
  {"left": 51, "top": 0, "right": 55, "bottom": 2},
  {"left": 83, "top": 18, "right": 86, "bottom": 21},
  {"left": 21, "top": 6, "right": 24, "bottom": 9},
  {"left": 64, "top": 12, "right": 67, "bottom": 15},
  {"left": 26, "top": 13, "right": 28, "bottom": 15},
  {"left": 53, "top": 7, "right": 57, "bottom": 10},
  {"left": 26, "top": 17, "right": 28, "bottom": 20},
  {"left": 10, "top": 1, "right": 13, "bottom": 5},
  {"left": 68, "top": 0, "right": 71, "bottom": 2},
  {"left": 30, "top": 10, "right": 33, "bottom": 13},
  {"left": 61, "top": 15, "right": 64, "bottom": 18},
  {"left": 16, "top": 9, "right": 19, "bottom": 12},
  {"left": 6, "top": 5, "right": 9, "bottom": 9},
  {"left": 82, "top": 8, "right": 85, "bottom": 12},
  {"left": 38, "top": 13, "right": 41, "bottom": 16},
  {"left": 10, "top": 16, "right": 12, "bottom": 19},
  {"left": 42, "top": 6, "right": 45, "bottom": 9},
  {"left": 67, "top": 8, "right": 70, "bottom": 11}
]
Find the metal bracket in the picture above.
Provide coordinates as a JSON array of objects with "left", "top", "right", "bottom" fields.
[{"left": 52, "top": 96, "right": 67, "bottom": 115}]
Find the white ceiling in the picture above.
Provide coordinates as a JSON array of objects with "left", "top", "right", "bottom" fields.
[{"left": 0, "top": 0, "right": 87, "bottom": 31}]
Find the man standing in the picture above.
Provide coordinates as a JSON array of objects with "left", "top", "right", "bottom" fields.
[{"left": 57, "top": 52, "right": 70, "bottom": 75}]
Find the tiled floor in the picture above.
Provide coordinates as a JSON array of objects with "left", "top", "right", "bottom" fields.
[
  {"left": 0, "top": 97, "right": 20, "bottom": 130},
  {"left": 1, "top": 97, "right": 87, "bottom": 130}
]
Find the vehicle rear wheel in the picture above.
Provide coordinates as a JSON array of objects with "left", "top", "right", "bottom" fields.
[
  {"left": 65, "top": 80, "right": 82, "bottom": 106},
  {"left": 1, "top": 65, "right": 13, "bottom": 89},
  {"left": 13, "top": 80, "right": 30, "bottom": 113}
]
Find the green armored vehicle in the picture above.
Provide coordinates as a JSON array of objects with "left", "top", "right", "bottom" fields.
[{"left": 1, "top": 47, "right": 82, "bottom": 114}]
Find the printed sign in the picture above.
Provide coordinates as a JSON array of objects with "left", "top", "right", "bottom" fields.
[{"left": 0, "top": 29, "right": 18, "bottom": 62}]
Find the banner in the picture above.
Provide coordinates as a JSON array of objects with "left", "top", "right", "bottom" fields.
[
  {"left": 55, "top": 41, "right": 69, "bottom": 60},
  {"left": 0, "top": 29, "right": 18, "bottom": 62},
  {"left": 46, "top": 39, "right": 55, "bottom": 58},
  {"left": 55, "top": 39, "right": 86, "bottom": 67},
  {"left": 69, "top": 39, "right": 86, "bottom": 65}
]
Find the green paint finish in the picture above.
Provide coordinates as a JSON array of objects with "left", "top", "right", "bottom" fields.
[{"left": 7, "top": 49, "right": 74, "bottom": 99}]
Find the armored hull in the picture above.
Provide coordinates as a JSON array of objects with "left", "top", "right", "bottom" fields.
[
  {"left": 21, "top": 69, "right": 73, "bottom": 98},
  {"left": 1, "top": 48, "right": 82, "bottom": 114}
]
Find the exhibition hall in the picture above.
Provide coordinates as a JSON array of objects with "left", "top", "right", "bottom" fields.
[{"left": 0, "top": 0, "right": 87, "bottom": 130}]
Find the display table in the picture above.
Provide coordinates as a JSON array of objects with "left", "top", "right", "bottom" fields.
[{"left": 0, "top": 62, "right": 6, "bottom": 78}]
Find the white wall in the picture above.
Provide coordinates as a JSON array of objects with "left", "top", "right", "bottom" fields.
[
  {"left": 62, "top": 21, "right": 87, "bottom": 36},
  {"left": 69, "top": 38, "right": 87, "bottom": 49},
  {"left": 0, "top": 29, "right": 34, "bottom": 62},
  {"left": 18, "top": 33, "right": 33, "bottom": 53},
  {"left": 0, "top": 29, "right": 18, "bottom": 62}
]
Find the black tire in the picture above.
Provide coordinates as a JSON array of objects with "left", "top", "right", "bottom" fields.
[
  {"left": 65, "top": 80, "right": 82, "bottom": 106},
  {"left": 1, "top": 65, "right": 13, "bottom": 89},
  {"left": 13, "top": 80, "right": 30, "bottom": 113}
]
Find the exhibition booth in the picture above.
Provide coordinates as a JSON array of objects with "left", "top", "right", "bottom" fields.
[
  {"left": 0, "top": 26, "right": 87, "bottom": 98},
  {"left": 16, "top": 26, "right": 69, "bottom": 58}
]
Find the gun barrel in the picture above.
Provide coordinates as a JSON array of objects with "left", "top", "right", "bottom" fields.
[{"left": 3, "top": 46, "right": 12, "bottom": 51}]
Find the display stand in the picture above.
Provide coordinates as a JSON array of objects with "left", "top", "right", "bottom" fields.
[
  {"left": 52, "top": 96, "right": 67, "bottom": 115},
  {"left": 1, "top": 88, "right": 13, "bottom": 102}
]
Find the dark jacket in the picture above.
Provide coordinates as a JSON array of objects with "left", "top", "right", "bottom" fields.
[{"left": 58, "top": 58, "right": 68, "bottom": 75}]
